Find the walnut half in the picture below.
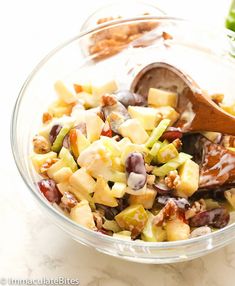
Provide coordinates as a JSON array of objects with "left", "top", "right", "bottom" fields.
[{"left": 164, "top": 170, "right": 181, "bottom": 190}]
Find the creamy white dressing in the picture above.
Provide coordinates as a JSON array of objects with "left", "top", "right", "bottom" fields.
[
  {"left": 127, "top": 172, "right": 145, "bottom": 189},
  {"left": 200, "top": 142, "right": 235, "bottom": 186},
  {"left": 180, "top": 102, "right": 195, "bottom": 130}
]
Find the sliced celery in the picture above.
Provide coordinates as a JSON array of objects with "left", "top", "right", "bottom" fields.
[
  {"left": 59, "top": 147, "right": 78, "bottom": 172},
  {"left": 141, "top": 211, "right": 157, "bottom": 242},
  {"left": 152, "top": 153, "right": 192, "bottom": 177},
  {"left": 149, "top": 141, "right": 162, "bottom": 157},
  {"left": 145, "top": 119, "right": 170, "bottom": 148},
  {"left": 51, "top": 125, "right": 71, "bottom": 152}
]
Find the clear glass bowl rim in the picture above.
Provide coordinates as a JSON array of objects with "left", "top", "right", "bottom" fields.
[
  {"left": 80, "top": 0, "right": 166, "bottom": 32},
  {"left": 11, "top": 15, "right": 235, "bottom": 250}
]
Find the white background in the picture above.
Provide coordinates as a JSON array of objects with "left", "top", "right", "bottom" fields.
[{"left": 0, "top": 0, "right": 234, "bottom": 285}]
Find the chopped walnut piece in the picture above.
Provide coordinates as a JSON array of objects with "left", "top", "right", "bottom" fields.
[
  {"left": 33, "top": 135, "right": 50, "bottom": 154},
  {"left": 93, "top": 211, "right": 104, "bottom": 231},
  {"left": 185, "top": 208, "right": 197, "bottom": 220},
  {"left": 147, "top": 174, "right": 155, "bottom": 186},
  {"left": 73, "top": 84, "right": 83, "bottom": 93},
  {"left": 162, "top": 31, "right": 173, "bottom": 40},
  {"left": 89, "top": 38, "right": 125, "bottom": 60},
  {"left": 89, "top": 15, "right": 158, "bottom": 60},
  {"left": 40, "top": 158, "right": 59, "bottom": 175},
  {"left": 113, "top": 135, "right": 121, "bottom": 142},
  {"left": 97, "top": 17, "right": 117, "bottom": 25},
  {"left": 172, "top": 138, "right": 182, "bottom": 150},
  {"left": 101, "top": 94, "right": 117, "bottom": 107},
  {"left": 164, "top": 170, "right": 181, "bottom": 190},
  {"left": 185, "top": 199, "right": 206, "bottom": 220},
  {"left": 42, "top": 112, "right": 53, "bottom": 124},
  {"left": 61, "top": 191, "right": 78, "bottom": 209},
  {"left": 109, "top": 25, "right": 130, "bottom": 41},
  {"left": 153, "top": 199, "right": 179, "bottom": 226},
  {"left": 211, "top": 93, "right": 224, "bottom": 105},
  {"left": 145, "top": 163, "right": 154, "bottom": 173}
]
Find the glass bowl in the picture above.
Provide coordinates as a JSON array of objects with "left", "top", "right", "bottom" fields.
[
  {"left": 11, "top": 16, "right": 235, "bottom": 264},
  {"left": 80, "top": 0, "right": 166, "bottom": 32}
]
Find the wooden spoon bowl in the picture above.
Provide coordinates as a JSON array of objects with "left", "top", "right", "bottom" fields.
[{"left": 131, "top": 62, "right": 235, "bottom": 135}]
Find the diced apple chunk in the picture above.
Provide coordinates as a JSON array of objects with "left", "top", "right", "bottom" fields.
[
  {"left": 156, "top": 143, "right": 178, "bottom": 164},
  {"left": 118, "top": 137, "right": 132, "bottom": 151},
  {"left": 93, "top": 177, "right": 118, "bottom": 207},
  {"left": 48, "top": 99, "right": 73, "bottom": 118},
  {"left": 200, "top": 131, "right": 221, "bottom": 143},
  {"left": 111, "top": 157, "right": 125, "bottom": 172},
  {"left": 120, "top": 143, "right": 148, "bottom": 165},
  {"left": 31, "top": 151, "right": 57, "bottom": 173},
  {"left": 155, "top": 106, "right": 179, "bottom": 125},
  {"left": 148, "top": 88, "right": 177, "bottom": 108},
  {"left": 76, "top": 92, "right": 97, "bottom": 108},
  {"left": 76, "top": 130, "right": 90, "bottom": 154},
  {"left": 57, "top": 182, "right": 92, "bottom": 203},
  {"left": 141, "top": 211, "right": 167, "bottom": 242},
  {"left": 74, "top": 79, "right": 92, "bottom": 94},
  {"left": 77, "top": 140, "right": 125, "bottom": 183},
  {"left": 59, "top": 147, "right": 78, "bottom": 172},
  {"left": 166, "top": 218, "right": 190, "bottom": 241},
  {"left": 125, "top": 184, "right": 147, "bottom": 196},
  {"left": 100, "top": 136, "right": 121, "bottom": 157},
  {"left": 69, "top": 167, "right": 96, "bottom": 194},
  {"left": 54, "top": 80, "right": 77, "bottom": 104},
  {"left": 85, "top": 113, "right": 104, "bottom": 142},
  {"left": 103, "top": 220, "right": 121, "bottom": 233},
  {"left": 57, "top": 181, "right": 71, "bottom": 195},
  {"left": 92, "top": 78, "right": 118, "bottom": 99},
  {"left": 70, "top": 200, "right": 96, "bottom": 230},
  {"left": 111, "top": 182, "right": 126, "bottom": 198},
  {"left": 88, "top": 160, "right": 126, "bottom": 183},
  {"left": 53, "top": 167, "right": 73, "bottom": 183},
  {"left": 128, "top": 188, "right": 157, "bottom": 209},
  {"left": 77, "top": 141, "right": 107, "bottom": 167},
  {"left": 115, "top": 204, "right": 148, "bottom": 237},
  {"left": 118, "top": 119, "right": 149, "bottom": 144},
  {"left": 128, "top": 106, "right": 162, "bottom": 130},
  {"left": 175, "top": 159, "right": 199, "bottom": 198},
  {"left": 47, "top": 159, "right": 67, "bottom": 179}
]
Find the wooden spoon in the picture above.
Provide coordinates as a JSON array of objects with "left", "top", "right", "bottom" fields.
[{"left": 131, "top": 62, "right": 235, "bottom": 135}]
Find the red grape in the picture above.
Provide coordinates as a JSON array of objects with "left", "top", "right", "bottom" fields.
[
  {"left": 38, "top": 179, "right": 62, "bottom": 203},
  {"left": 189, "top": 208, "right": 230, "bottom": 229}
]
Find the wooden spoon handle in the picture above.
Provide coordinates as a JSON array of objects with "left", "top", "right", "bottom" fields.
[{"left": 189, "top": 91, "right": 235, "bottom": 135}]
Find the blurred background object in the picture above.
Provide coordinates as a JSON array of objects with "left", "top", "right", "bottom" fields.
[
  {"left": 226, "top": 0, "right": 235, "bottom": 31},
  {"left": 226, "top": 0, "right": 235, "bottom": 56}
]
